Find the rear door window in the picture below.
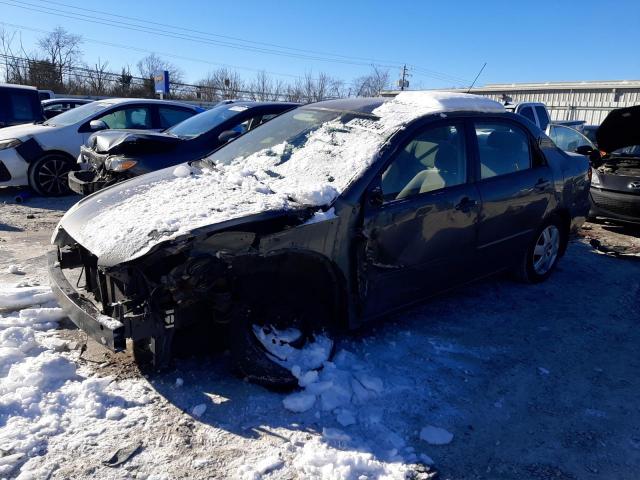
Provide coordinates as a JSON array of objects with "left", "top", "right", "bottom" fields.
[
  {"left": 474, "top": 122, "right": 531, "bottom": 179},
  {"left": 534, "top": 106, "right": 550, "bottom": 130},
  {"left": 158, "top": 107, "right": 194, "bottom": 129},
  {"left": 518, "top": 106, "right": 536, "bottom": 125}
]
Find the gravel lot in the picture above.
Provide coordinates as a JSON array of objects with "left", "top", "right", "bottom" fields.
[{"left": 1, "top": 187, "right": 640, "bottom": 479}]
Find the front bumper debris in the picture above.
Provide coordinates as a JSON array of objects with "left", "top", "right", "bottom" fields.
[
  {"left": 68, "top": 170, "right": 105, "bottom": 196},
  {"left": 48, "top": 250, "right": 125, "bottom": 350}
]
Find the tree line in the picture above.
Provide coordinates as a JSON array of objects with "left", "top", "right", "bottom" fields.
[{"left": 0, "top": 27, "right": 391, "bottom": 102}]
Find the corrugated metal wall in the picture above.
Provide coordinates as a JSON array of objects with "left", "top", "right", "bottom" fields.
[{"left": 471, "top": 86, "right": 640, "bottom": 125}]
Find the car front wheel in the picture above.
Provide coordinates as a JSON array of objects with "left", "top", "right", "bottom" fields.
[
  {"left": 28, "top": 154, "right": 74, "bottom": 196},
  {"left": 229, "top": 298, "right": 336, "bottom": 390},
  {"left": 515, "top": 217, "right": 564, "bottom": 283}
]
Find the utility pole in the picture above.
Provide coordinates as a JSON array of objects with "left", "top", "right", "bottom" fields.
[{"left": 398, "top": 64, "right": 410, "bottom": 91}]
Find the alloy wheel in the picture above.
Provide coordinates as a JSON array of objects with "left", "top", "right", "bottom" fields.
[
  {"left": 533, "top": 225, "right": 560, "bottom": 275},
  {"left": 37, "top": 158, "right": 71, "bottom": 195}
]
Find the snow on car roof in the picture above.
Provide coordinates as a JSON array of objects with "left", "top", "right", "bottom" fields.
[{"left": 59, "top": 92, "right": 503, "bottom": 264}]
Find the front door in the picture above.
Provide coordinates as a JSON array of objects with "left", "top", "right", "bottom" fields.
[{"left": 359, "top": 121, "right": 481, "bottom": 317}]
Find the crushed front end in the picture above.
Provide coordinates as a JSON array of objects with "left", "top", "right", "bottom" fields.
[
  {"left": 68, "top": 146, "right": 132, "bottom": 196},
  {"left": 49, "top": 228, "right": 237, "bottom": 366}
]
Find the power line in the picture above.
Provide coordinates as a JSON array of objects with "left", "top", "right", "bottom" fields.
[
  {"left": 0, "top": 21, "right": 305, "bottom": 81},
  {"left": 1, "top": 0, "right": 471, "bottom": 85},
  {"left": 1, "top": 0, "right": 400, "bottom": 68},
  {"left": 33, "top": 0, "right": 410, "bottom": 68}
]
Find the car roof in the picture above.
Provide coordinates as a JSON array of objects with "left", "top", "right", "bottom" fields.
[
  {"left": 93, "top": 97, "right": 200, "bottom": 110},
  {"left": 303, "top": 97, "right": 387, "bottom": 114},
  {"left": 0, "top": 83, "right": 38, "bottom": 91},
  {"left": 221, "top": 101, "right": 300, "bottom": 108},
  {"left": 41, "top": 98, "right": 93, "bottom": 105}
]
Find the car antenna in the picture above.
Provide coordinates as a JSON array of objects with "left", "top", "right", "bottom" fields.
[{"left": 466, "top": 62, "right": 487, "bottom": 93}]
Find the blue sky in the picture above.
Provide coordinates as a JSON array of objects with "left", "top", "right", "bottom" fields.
[{"left": 1, "top": 0, "right": 639, "bottom": 89}]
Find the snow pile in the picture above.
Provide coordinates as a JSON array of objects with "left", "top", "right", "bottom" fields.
[
  {"left": 0, "top": 286, "right": 55, "bottom": 311},
  {"left": 291, "top": 436, "right": 410, "bottom": 479},
  {"left": 254, "top": 327, "right": 387, "bottom": 424},
  {"left": 281, "top": 348, "right": 385, "bottom": 417},
  {"left": 56, "top": 91, "right": 503, "bottom": 265},
  {"left": 0, "top": 285, "right": 154, "bottom": 478}
]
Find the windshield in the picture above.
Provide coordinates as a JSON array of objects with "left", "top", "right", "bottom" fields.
[
  {"left": 43, "top": 101, "right": 114, "bottom": 126},
  {"left": 167, "top": 104, "right": 249, "bottom": 139},
  {"left": 201, "top": 106, "right": 386, "bottom": 204}
]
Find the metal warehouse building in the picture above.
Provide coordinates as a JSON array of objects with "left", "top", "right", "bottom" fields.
[{"left": 383, "top": 80, "right": 640, "bottom": 125}]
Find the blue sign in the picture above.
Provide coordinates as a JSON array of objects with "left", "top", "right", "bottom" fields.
[{"left": 154, "top": 70, "right": 169, "bottom": 95}]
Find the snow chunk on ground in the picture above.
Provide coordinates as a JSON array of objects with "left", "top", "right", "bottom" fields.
[
  {"left": 237, "top": 454, "right": 284, "bottom": 480},
  {"left": 191, "top": 403, "right": 207, "bottom": 417},
  {"left": 420, "top": 425, "right": 454, "bottom": 445},
  {"left": 6, "top": 264, "right": 24, "bottom": 275},
  {"left": 282, "top": 391, "right": 316, "bottom": 413}
]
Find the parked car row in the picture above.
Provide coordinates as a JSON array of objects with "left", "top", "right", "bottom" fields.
[{"left": 47, "top": 92, "right": 592, "bottom": 383}]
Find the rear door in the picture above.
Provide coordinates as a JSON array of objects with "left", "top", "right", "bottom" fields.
[
  {"left": 471, "top": 119, "right": 555, "bottom": 271},
  {"left": 359, "top": 120, "right": 481, "bottom": 316}
]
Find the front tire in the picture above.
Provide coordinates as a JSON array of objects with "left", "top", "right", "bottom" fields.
[
  {"left": 28, "top": 153, "right": 74, "bottom": 196},
  {"left": 515, "top": 216, "right": 564, "bottom": 283},
  {"left": 229, "top": 299, "right": 336, "bottom": 391}
]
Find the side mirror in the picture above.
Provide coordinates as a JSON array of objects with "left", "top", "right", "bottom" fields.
[
  {"left": 218, "top": 130, "right": 241, "bottom": 143},
  {"left": 574, "top": 145, "right": 594, "bottom": 156},
  {"left": 368, "top": 186, "right": 384, "bottom": 208},
  {"left": 89, "top": 119, "right": 108, "bottom": 132}
]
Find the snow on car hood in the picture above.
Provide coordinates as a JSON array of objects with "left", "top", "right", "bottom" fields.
[
  {"left": 596, "top": 105, "right": 640, "bottom": 154},
  {"left": 54, "top": 91, "right": 504, "bottom": 266}
]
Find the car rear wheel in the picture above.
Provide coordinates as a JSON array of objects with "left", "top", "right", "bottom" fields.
[
  {"left": 515, "top": 217, "right": 564, "bottom": 283},
  {"left": 229, "top": 296, "right": 336, "bottom": 390},
  {"left": 28, "top": 153, "right": 74, "bottom": 196}
]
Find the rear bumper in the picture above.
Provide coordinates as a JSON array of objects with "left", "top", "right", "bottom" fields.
[
  {"left": 68, "top": 170, "right": 105, "bottom": 196},
  {"left": 590, "top": 187, "right": 640, "bottom": 224},
  {"left": 48, "top": 249, "right": 125, "bottom": 350}
]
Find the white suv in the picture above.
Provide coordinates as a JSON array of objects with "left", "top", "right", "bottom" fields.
[{"left": 0, "top": 98, "right": 200, "bottom": 196}]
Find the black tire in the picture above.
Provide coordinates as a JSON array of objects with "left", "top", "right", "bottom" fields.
[
  {"left": 229, "top": 299, "right": 336, "bottom": 391},
  {"left": 514, "top": 216, "right": 565, "bottom": 283},
  {"left": 28, "top": 153, "right": 74, "bottom": 196}
]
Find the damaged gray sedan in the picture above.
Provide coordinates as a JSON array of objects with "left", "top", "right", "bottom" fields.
[{"left": 49, "top": 92, "right": 590, "bottom": 387}]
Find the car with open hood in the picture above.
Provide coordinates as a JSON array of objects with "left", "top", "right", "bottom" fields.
[
  {"left": 49, "top": 91, "right": 590, "bottom": 387},
  {"left": 590, "top": 105, "right": 640, "bottom": 223},
  {"left": 0, "top": 98, "right": 201, "bottom": 196},
  {"left": 68, "top": 101, "right": 299, "bottom": 196}
]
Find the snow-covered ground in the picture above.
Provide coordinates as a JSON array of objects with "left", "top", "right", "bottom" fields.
[{"left": 1, "top": 190, "right": 640, "bottom": 479}]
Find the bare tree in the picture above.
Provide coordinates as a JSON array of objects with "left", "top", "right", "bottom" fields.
[
  {"left": 86, "top": 58, "right": 110, "bottom": 95},
  {"left": 37, "top": 27, "right": 82, "bottom": 89},
  {"left": 197, "top": 68, "right": 244, "bottom": 101},
  {"left": 137, "top": 53, "right": 183, "bottom": 96},
  {"left": 352, "top": 65, "right": 390, "bottom": 97},
  {"left": 0, "top": 28, "right": 28, "bottom": 84}
]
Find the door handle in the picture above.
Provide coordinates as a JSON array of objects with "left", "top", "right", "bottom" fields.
[
  {"left": 534, "top": 179, "right": 551, "bottom": 191},
  {"left": 455, "top": 197, "right": 478, "bottom": 212}
]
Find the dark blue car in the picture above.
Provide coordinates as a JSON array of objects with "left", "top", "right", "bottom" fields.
[{"left": 68, "top": 101, "right": 299, "bottom": 195}]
